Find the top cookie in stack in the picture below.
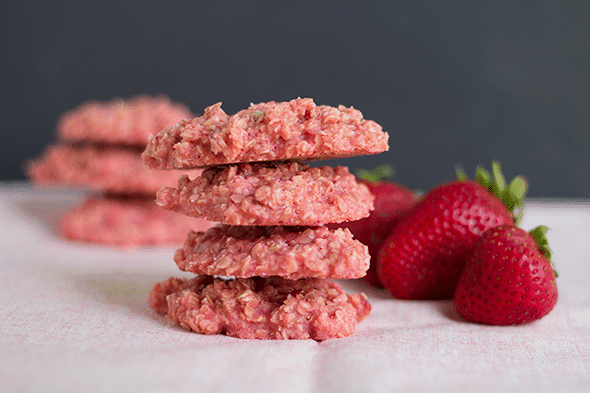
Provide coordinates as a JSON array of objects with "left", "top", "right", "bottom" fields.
[
  {"left": 26, "top": 95, "right": 213, "bottom": 246},
  {"left": 143, "top": 98, "right": 388, "bottom": 169},
  {"left": 145, "top": 98, "right": 388, "bottom": 339}
]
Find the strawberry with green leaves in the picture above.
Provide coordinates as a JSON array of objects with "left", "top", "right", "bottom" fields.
[
  {"left": 453, "top": 225, "right": 558, "bottom": 325},
  {"left": 377, "top": 161, "right": 527, "bottom": 300}
]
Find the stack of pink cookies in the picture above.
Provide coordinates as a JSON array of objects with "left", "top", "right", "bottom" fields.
[
  {"left": 26, "top": 95, "right": 213, "bottom": 246},
  {"left": 143, "top": 98, "right": 389, "bottom": 339}
]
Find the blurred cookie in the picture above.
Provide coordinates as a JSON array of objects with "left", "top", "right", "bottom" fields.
[
  {"left": 149, "top": 275, "right": 371, "bottom": 340},
  {"left": 26, "top": 143, "right": 199, "bottom": 195},
  {"left": 142, "top": 97, "right": 388, "bottom": 169},
  {"left": 60, "top": 195, "right": 213, "bottom": 246},
  {"left": 156, "top": 161, "right": 374, "bottom": 226},
  {"left": 57, "top": 95, "right": 192, "bottom": 147},
  {"left": 174, "top": 225, "right": 369, "bottom": 280}
]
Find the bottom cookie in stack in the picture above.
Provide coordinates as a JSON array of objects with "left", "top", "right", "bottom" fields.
[{"left": 150, "top": 275, "right": 371, "bottom": 340}]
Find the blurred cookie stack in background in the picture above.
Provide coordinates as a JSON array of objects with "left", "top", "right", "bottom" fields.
[{"left": 26, "top": 95, "right": 213, "bottom": 247}]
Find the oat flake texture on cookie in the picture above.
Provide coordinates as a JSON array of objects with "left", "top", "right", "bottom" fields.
[
  {"left": 173, "top": 225, "right": 370, "bottom": 280},
  {"left": 149, "top": 276, "right": 371, "bottom": 340},
  {"left": 146, "top": 98, "right": 389, "bottom": 339},
  {"left": 142, "top": 97, "right": 389, "bottom": 169},
  {"left": 155, "top": 162, "right": 375, "bottom": 226}
]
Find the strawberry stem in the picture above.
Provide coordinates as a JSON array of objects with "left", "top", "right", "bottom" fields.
[
  {"left": 356, "top": 164, "right": 395, "bottom": 183},
  {"left": 529, "top": 225, "right": 558, "bottom": 277},
  {"left": 491, "top": 161, "right": 507, "bottom": 198},
  {"left": 455, "top": 165, "right": 468, "bottom": 181},
  {"left": 475, "top": 165, "right": 492, "bottom": 190},
  {"left": 461, "top": 160, "right": 528, "bottom": 225}
]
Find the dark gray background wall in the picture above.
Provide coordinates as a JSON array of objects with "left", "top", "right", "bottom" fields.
[{"left": 2, "top": 0, "right": 589, "bottom": 198}]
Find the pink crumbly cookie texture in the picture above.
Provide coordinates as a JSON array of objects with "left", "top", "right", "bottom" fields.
[
  {"left": 149, "top": 275, "right": 371, "bottom": 340},
  {"left": 26, "top": 143, "right": 200, "bottom": 195},
  {"left": 60, "top": 195, "right": 213, "bottom": 246},
  {"left": 57, "top": 95, "right": 192, "bottom": 147},
  {"left": 156, "top": 161, "right": 374, "bottom": 226},
  {"left": 174, "top": 225, "right": 370, "bottom": 280},
  {"left": 142, "top": 97, "right": 389, "bottom": 169}
]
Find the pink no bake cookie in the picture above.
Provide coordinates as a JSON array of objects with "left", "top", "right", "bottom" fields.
[
  {"left": 174, "top": 225, "right": 370, "bottom": 280},
  {"left": 156, "top": 162, "right": 374, "bottom": 226},
  {"left": 60, "top": 195, "right": 213, "bottom": 246},
  {"left": 57, "top": 95, "right": 192, "bottom": 147},
  {"left": 142, "top": 98, "right": 389, "bottom": 169},
  {"left": 144, "top": 97, "right": 380, "bottom": 339},
  {"left": 26, "top": 144, "right": 200, "bottom": 195},
  {"left": 149, "top": 275, "right": 371, "bottom": 340}
]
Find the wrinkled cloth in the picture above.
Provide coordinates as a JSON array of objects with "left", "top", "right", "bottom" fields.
[{"left": 1, "top": 183, "right": 589, "bottom": 393}]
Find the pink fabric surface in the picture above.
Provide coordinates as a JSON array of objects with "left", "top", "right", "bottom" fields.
[{"left": 1, "top": 183, "right": 589, "bottom": 393}]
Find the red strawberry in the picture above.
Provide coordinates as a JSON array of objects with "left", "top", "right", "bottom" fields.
[
  {"left": 453, "top": 225, "right": 558, "bottom": 325},
  {"left": 338, "top": 180, "right": 416, "bottom": 286},
  {"left": 330, "top": 165, "right": 417, "bottom": 287},
  {"left": 377, "top": 161, "right": 527, "bottom": 300}
]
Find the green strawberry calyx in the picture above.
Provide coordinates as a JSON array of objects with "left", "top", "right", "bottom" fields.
[
  {"left": 456, "top": 160, "right": 528, "bottom": 225},
  {"left": 529, "top": 225, "right": 558, "bottom": 277},
  {"left": 356, "top": 164, "right": 395, "bottom": 183}
]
